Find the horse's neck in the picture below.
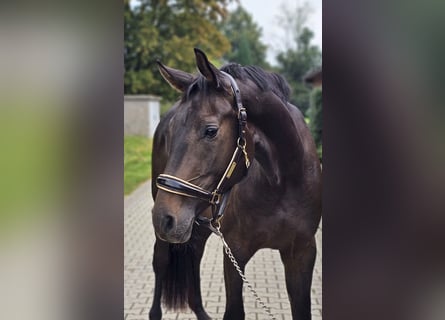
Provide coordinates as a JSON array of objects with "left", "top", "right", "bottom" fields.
[{"left": 246, "top": 91, "right": 305, "bottom": 186}]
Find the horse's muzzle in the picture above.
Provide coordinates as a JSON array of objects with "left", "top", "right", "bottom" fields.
[{"left": 152, "top": 207, "right": 194, "bottom": 243}]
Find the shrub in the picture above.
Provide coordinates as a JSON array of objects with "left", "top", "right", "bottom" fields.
[{"left": 307, "top": 87, "right": 322, "bottom": 159}]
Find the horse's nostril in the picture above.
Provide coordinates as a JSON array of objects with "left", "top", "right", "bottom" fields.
[
  {"left": 161, "top": 214, "right": 175, "bottom": 233},
  {"left": 165, "top": 215, "right": 174, "bottom": 229}
]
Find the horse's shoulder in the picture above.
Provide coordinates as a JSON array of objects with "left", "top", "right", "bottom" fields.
[{"left": 285, "top": 102, "right": 304, "bottom": 119}]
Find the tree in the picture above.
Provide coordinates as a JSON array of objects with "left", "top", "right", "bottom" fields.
[
  {"left": 125, "top": 0, "right": 235, "bottom": 101},
  {"left": 220, "top": 6, "right": 269, "bottom": 68},
  {"left": 275, "top": 2, "right": 321, "bottom": 114},
  {"left": 124, "top": 0, "right": 159, "bottom": 94}
]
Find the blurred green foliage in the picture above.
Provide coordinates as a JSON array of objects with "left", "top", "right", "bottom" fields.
[
  {"left": 275, "top": 2, "right": 321, "bottom": 115},
  {"left": 0, "top": 100, "right": 64, "bottom": 237},
  {"left": 124, "top": 0, "right": 235, "bottom": 102},
  {"left": 307, "top": 87, "right": 322, "bottom": 159},
  {"left": 276, "top": 27, "right": 321, "bottom": 115},
  {"left": 219, "top": 6, "right": 269, "bottom": 68},
  {"left": 124, "top": 136, "right": 152, "bottom": 195}
]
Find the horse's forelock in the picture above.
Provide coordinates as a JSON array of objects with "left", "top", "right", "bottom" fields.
[{"left": 184, "top": 73, "right": 234, "bottom": 102}]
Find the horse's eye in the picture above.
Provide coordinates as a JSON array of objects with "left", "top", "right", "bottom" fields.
[{"left": 204, "top": 126, "right": 218, "bottom": 139}]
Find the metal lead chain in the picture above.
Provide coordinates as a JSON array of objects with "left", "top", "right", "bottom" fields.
[{"left": 211, "top": 223, "right": 277, "bottom": 320}]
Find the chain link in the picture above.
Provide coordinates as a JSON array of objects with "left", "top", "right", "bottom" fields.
[{"left": 211, "top": 223, "right": 277, "bottom": 320}]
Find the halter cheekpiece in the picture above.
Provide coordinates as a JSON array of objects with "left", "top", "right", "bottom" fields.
[{"left": 156, "top": 71, "right": 250, "bottom": 227}]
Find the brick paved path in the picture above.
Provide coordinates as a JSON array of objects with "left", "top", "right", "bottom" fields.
[{"left": 125, "top": 181, "right": 322, "bottom": 320}]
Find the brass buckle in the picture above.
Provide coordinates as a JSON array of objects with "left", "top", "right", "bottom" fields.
[
  {"left": 237, "top": 138, "right": 250, "bottom": 168},
  {"left": 238, "top": 107, "right": 247, "bottom": 119},
  {"left": 210, "top": 192, "right": 221, "bottom": 205}
]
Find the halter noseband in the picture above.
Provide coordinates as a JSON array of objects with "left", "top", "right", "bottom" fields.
[{"left": 156, "top": 71, "right": 250, "bottom": 226}]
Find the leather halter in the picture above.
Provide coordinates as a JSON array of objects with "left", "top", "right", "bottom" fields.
[{"left": 156, "top": 71, "right": 250, "bottom": 226}]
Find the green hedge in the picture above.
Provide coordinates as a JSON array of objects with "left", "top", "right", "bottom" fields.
[{"left": 307, "top": 87, "right": 322, "bottom": 159}]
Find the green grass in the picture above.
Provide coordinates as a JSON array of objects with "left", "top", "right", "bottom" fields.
[{"left": 124, "top": 136, "right": 153, "bottom": 195}]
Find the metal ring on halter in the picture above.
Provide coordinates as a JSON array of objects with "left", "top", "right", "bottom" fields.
[
  {"left": 208, "top": 219, "right": 222, "bottom": 235},
  {"left": 237, "top": 137, "right": 246, "bottom": 148}
]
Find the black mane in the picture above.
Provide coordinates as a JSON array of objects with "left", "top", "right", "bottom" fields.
[
  {"left": 221, "top": 63, "right": 291, "bottom": 103},
  {"left": 185, "top": 63, "right": 291, "bottom": 103}
]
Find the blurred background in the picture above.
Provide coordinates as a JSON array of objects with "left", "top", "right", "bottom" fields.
[{"left": 0, "top": 1, "right": 123, "bottom": 320}]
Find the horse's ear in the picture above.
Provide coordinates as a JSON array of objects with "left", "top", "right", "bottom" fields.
[
  {"left": 194, "top": 48, "right": 222, "bottom": 88},
  {"left": 157, "top": 60, "right": 194, "bottom": 93}
]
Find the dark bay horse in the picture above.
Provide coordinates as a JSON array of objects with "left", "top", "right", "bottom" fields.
[{"left": 149, "top": 48, "right": 321, "bottom": 320}]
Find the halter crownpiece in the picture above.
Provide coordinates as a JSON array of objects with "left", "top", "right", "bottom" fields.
[{"left": 155, "top": 72, "right": 250, "bottom": 225}]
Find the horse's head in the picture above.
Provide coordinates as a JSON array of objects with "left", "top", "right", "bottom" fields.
[{"left": 152, "top": 48, "right": 253, "bottom": 243}]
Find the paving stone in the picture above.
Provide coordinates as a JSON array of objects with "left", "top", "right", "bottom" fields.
[{"left": 125, "top": 180, "right": 322, "bottom": 319}]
